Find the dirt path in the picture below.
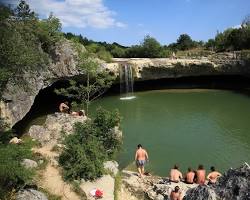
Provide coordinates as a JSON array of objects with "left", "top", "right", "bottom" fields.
[{"left": 34, "top": 145, "right": 81, "bottom": 200}]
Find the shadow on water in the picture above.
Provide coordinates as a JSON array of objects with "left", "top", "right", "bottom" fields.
[
  {"left": 12, "top": 75, "right": 250, "bottom": 135},
  {"left": 107, "top": 75, "right": 250, "bottom": 95}
]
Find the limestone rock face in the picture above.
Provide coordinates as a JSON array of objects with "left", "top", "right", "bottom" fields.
[
  {"left": 103, "top": 160, "right": 119, "bottom": 176},
  {"left": 112, "top": 56, "right": 250, "bottom": 82},
  {"left": 16, "top": 189, "right": 48, "bottom": 200},
  {"left": 21, "top": 159, "right": 38, "bottom": 169},
  {"left": 28, "top": 112, "right": 87, "bottom": 145},
  {"left": 0, "top": 39, "right": 81, "bottom": 127}
]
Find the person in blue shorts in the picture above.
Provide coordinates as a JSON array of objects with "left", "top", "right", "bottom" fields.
[{"left": 135, "top": 144, "right": 149, "bottom": 178}]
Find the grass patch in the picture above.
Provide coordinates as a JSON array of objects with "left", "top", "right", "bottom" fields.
[
  {"left": 38, "top": 187, "right": 62, "bottom": 200},
  {"left": 114, "top": 172, "right": 122, "bottom": 200},
  {"left": 0, "top": 136, "right": 36, "bottom": 199}
]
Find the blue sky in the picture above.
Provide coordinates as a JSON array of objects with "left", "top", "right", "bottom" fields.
[{"left": 2, "top": 0, "right": 250, "bottom": 46}]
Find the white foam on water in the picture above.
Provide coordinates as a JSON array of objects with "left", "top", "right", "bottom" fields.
[{"left": 120, "top": 96, "right": 136, "bottom": 100}]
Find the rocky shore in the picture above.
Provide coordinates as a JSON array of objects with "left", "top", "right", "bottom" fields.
[{"left": 119, "top": 163, "right": 250, "bottom": 200}]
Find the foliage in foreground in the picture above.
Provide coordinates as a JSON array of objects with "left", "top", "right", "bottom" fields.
[
  {"left": 0, "top": 136, "right": 34, "bottom": 199},
  {"left": 59, "top": 107, "right": 121, "bottom": 181},
  {"left": 0, "top": 0, "right": 62, "bottom": 94}
]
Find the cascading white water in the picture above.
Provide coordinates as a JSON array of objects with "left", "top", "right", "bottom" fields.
[{"left": 120, "top": 64, "right": 136, "bottom": 100}]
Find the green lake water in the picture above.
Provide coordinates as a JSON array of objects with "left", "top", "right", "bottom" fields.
[{"left": 90, "top": 89, "right": 250, "bottom": 176}]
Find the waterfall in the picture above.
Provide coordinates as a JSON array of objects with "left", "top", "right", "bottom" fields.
[{"left": 119, "top": 64, "right": 136, "bottom": 100}]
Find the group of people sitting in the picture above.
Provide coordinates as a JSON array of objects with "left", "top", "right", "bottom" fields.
[
  {"left": 59, "top": 101, "right": 85, "bottom": 116},
  {"left": 169, "top": 164, "right": 221, "bottom": 200},
  {"left": 170, "top": 164, "right": 222, "bottom": 185},
  {"left": 135, "top": 144, "right": 222, "bottom": 200}
]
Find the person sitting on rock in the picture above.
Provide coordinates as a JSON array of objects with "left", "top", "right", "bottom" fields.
[
  {"left": 59, "top": 101, "right": 70, "bottom": 113},
  {"left": 71, "top": 110, "right": 85, "bottom": 117},
  {"left": 195, "top": 164, "right": 206, "bottom": 185},
  {"left": 170, "top": 164, "right": 183, "bottom": 183},
  {"left": 184, "top": 167, "right": 195, "bottom": 184},
  {"left": 207, "top": 166, "right": 222, "bottom": 184},
  {"left": 170, "top": 186, "right": 182, "bottom": 200}
]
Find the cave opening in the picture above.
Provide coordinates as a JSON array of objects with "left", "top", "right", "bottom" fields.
[
  {"left": 12, "top": 79, "right": 72, "bottom": 134},
  {"left": 13, "top": 74, "right": 250, "bottom": 134}
]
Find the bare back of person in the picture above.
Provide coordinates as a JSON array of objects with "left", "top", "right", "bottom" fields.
[
  {"left": 196, "top": 169, "right": 206, "bottom": 184},
  {"left": 170, "top": 169, "right": 182, "bottom": 182},
  {"left": 135, "top": 144, "right": 148, "bottom": 177},
  {"left": 185, "top": 171, "right": 195, "bottom": 184},
  {"left": 207, "top": 171, "right": 221, "bottom": 183},
  {"left": 136, "top": 148, "right": 147, "bottom": 161}
]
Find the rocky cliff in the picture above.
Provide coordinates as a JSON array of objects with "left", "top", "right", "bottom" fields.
[
  {"left": 1, "top": 45, "right": 250, "bottom": 128},
  {"left": 0, "top": 39, "right": 82, "bottom": 127},
  {"left": 112, "top": 53, "right": 250, "bottom": 81}
]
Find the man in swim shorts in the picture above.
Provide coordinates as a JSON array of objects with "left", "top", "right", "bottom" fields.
[{"left": 135, "top": 144, "right": 149, "bottom": 178}]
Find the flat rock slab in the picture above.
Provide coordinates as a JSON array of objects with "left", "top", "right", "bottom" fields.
[{"left": 80, "top": 175, "right": 114, "bottom": 200}]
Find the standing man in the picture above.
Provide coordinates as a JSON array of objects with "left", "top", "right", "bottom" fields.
[{"left": 135, "top": 144, "right": 149, "bottom": 178}]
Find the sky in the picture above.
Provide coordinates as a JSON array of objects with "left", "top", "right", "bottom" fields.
[{"left": 2, "top": 0, "right": 250, "bottom": 46}]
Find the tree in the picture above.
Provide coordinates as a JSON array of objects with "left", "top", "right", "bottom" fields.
[
  {"left": 242, "top": 15, "right": 250, "bottom": 27},
  {"left": 55, "top": 51, "right": 115, "bottom": 115},
  {"left": 176, "top": 34, "right": 194, "bottom": 50},
  {"left": 59, "top": 108, "right": 121, "bottom": 181},
  {"left": 36, "top": 13, "right": 62, "bottom": 52},
  {"left": 15, "top": 0, "right": 36, "bottom": 21},
  {"left": 141, "top": 35, "right": 162, "bottom": 57},
  {"left": 205, "top": 39, "right": 216, "bottom": 51},
  {"left": 110, "top": 46, "right": 126, "bottom": 57}
]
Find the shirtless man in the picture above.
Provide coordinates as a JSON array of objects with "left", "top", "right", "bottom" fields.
[
  {"left": 170, "top": 164, "right": 183, "bottom": 183},
  {"left": 195, "top": 164, "right": 206, "bottom": 185},
  {"left": 207, "top": 166, "right": 222, "bottom": 184},
  {"left": 170, "top": 186, "right": 182, "bottom": 200},
  {"left": 185, "top": 167, "right": 195, "bottom": 184},
  {"left": 135, "top": 144, "right": 149, "bottom": 177},
  {"left": 59, "top": 101, "right": 70, "bottom": 113}
]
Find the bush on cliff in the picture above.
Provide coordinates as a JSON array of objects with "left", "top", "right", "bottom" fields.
[{"left": 59, "top": 107, "right": 121, "bottom": 181}]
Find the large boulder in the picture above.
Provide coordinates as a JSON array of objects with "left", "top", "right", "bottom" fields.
[
  {"left": 215, "top": 163, "right": 250, "bottom": 200},
  {"left": 103, "top": 161, "right": 119, "bottom": 176},
  {"left": 16, "top": 189, "right": 48, "bottom": 200},
  {"left": 183, "top": 185, "right": 217, "bottom": 200},
  {"left": 21, "top": 159, "right": 38, "bottom": 169},
  {"left": 28, "top": 112, "right": 87, "bottom": 145}
]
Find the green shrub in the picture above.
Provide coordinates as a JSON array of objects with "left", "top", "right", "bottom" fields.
[
  {"left": 59, "top": 108, "right": 121, "bottom": 181},
  {"left": 93, "top": 107, "right": 121, "bottom": 157},
  {"left": 0, "top": 137, "right": 34, "bottom": 199}
]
